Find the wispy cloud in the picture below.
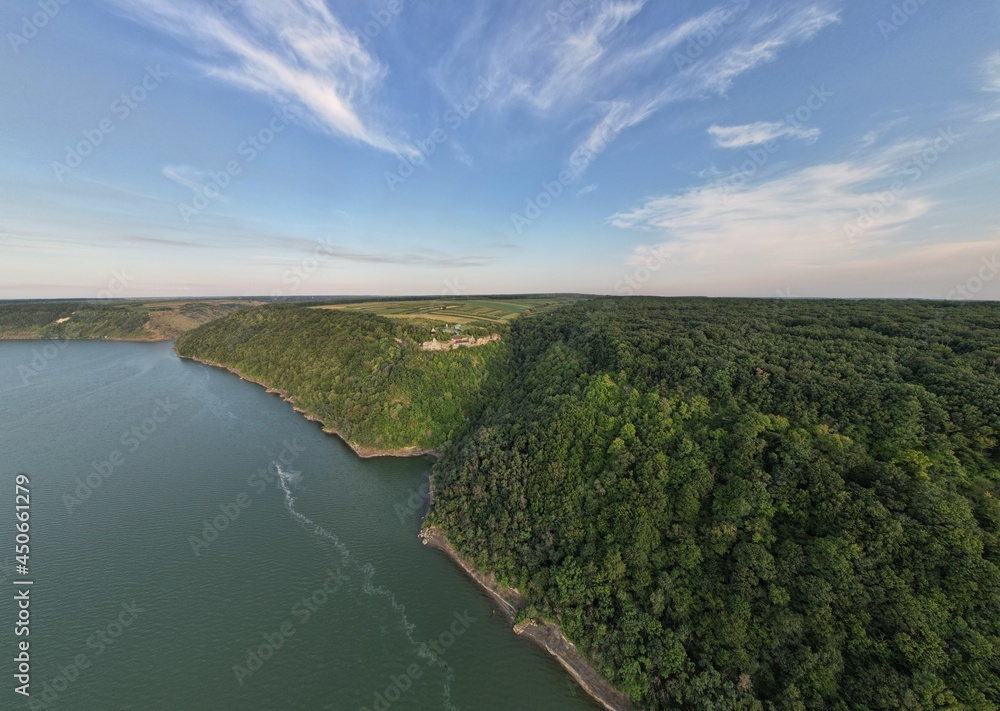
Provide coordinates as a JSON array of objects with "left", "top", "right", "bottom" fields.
[
  {"left": 436, "top": 2, "right": 730, "bottom": 120},
  {"left": 100, "top": 0, "right": 410, "bottom": 155},
  {"left": 609, "top": 139, "right": 942, "bottom": 283},
  {"left": 568, "top": 99, "right": 657, "bottom": 179},
  {"left": 162, "top": 165, "right": 210, "bottom": 192},
  {"left": 263, "top": 237, "right": 493, "bottom": 268},
  {"left": 984, "top": 52, "right": 1000, "bottom": 92},
  {"left": 458, "top": 1, "right": 647, "bottom": 115},
  {"left": 975, "top": 52, "right": 1000, "bottom": 122},
  {"left": 565, "top": 2, "right": 840, "bottom": 176},
  {"left": 527, "top": 1, "right": 646, "bottom": 113},
  {"left": 709, "top": 121, "right": 821, "bottom": 148},
  {"left": 859, "top": 117, "right": 909, "bottom": 147},
  {"left": 430, "top": 3, "right": 839, "bottom": 178}
]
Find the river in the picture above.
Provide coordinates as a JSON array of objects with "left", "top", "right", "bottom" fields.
[{"left": 0, "top": 341, "right": 598, "bottom": 710}]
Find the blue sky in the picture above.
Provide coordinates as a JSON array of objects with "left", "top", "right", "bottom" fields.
[{"left": 2, "top": 0, "right": 999, "bottom": 299}]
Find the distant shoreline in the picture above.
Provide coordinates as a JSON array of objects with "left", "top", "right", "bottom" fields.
[{"left": 0, "top": 334, "right": 168, "bottom": 343}]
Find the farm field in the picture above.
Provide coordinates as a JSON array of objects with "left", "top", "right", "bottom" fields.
[
  {"left": 313, "top": 296, "right": 584, "bottom": 330},
  {"left": 142, "top": 299, "right": 261, "bottom": 338}
]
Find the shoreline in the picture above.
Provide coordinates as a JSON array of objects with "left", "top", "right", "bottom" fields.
[
  {"left": 419, "top": 526, "right": 632, "bottom": 711},
  {"left": 175, "top": 352, "right": 441, "bottom": 460},
  {"left": 0, "top": 334, "right": 169, "bottom": 343},
  {"left": 177, "top": 349, "right": 628, "bottom": 711}
]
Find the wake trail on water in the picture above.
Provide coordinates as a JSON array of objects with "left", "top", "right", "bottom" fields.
[
  {"left": 277, "top": 464, "right": 352, "bottom": 562},
  {"left": 275, "top": 464, "right": 460, "bottom": 709}
]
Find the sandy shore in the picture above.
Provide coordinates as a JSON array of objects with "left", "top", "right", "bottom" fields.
[
  {"left": 420, "top": 526, "right": 633, "bottom": 711},
  {"left": 175, "top": 353, "right": 441, "bottom": 460}
]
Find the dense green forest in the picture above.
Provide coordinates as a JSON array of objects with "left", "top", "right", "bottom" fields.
[
  {"left": 177, "top": 298, "right": 1000, "bottom": 709},
  {"left": 430, "top": 298, "right": 1000, "bottom": 710},
  {"left": 175, "top": 306, "right": 504, "bottom": 451}
]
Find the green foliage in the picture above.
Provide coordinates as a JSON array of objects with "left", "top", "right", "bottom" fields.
[
  {"left": 176, "top": 305, "right": 504, "bottom": 451},
  {"left": 0, "top": 299, "right": 251, "bottom": 340},
  {"left": 430, "top": 298, "right": 1000, "bottom": 710},
  {"left": 0, "top": 301, "right": 151, "bottom": 339},
  {"left": 310, "top": 296, "right": 583, "bottom": 342},
  {"left": 175, "top": 297, "right": 1000, "bottom": 708}
]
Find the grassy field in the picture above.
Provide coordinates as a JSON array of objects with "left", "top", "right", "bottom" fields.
[
  {"left": 142, "top": 300, "right": 261, "bottom": 339},
  {"left": 313, "top": 297, "right": 583, "bottom": 331},
  {"left": 0, "top": 296, "right": 586, "bottom": 342}
]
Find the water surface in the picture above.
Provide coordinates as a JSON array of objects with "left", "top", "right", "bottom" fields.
[{"left": 0, "top": 341, "right": 598, "bottom": 710}]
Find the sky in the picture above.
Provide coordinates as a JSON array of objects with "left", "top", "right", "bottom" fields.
[{"left": 1, "top": 0, "right": 999, "bottom": 300}]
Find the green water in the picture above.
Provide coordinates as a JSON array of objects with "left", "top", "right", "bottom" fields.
[{"left": 0, "top": 341, "right": 598, "bottom": 710}]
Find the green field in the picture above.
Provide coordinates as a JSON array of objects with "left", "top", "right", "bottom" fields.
[
  {"left": 0, "top": 296, "right": 583, "bottom": 342},
  {"left": 313, "top": 297, "right": 583, "bottom": 331}
]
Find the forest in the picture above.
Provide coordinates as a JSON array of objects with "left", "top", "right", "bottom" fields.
[
  {"left": 178, "top": 298, "right": 1000, "bottom": 709},
  {"left": 175, "top": 305, "right": 504, "bottom": 451},
  {"left": 0, "top": 300, "right": 152, "bottom": 339}
]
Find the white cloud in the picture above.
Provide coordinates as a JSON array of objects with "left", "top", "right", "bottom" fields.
[
  {"left": 709, "top": 121, "right": 821, "bottom": 148},
  {"left": 568, "top": 100, "right": 657, "bottom": 179},
  {"left": 685, "top": 5, "right": 840, "bottom": 97},
  {"left": 451, "top": 1, "right": 648, "bottom": 115},
  {"left": 858, "top": 117, "right": 909, "bottom": 147},
  {"left": 101, "top": 0, "right": 410, "bottom": 155},
  {"left": 609, "top": 140, "right": 944, "bottom": 287},
  {"left": 532, "top": 1, "right": 646, "bottom": 112},
  {"left": 984, "top": 52, "right": 1000, "bottom": 92},
  {"left": 162, "top": 165, "right": 208, "bottom": 192},
  {"left": 431, "top": 3, "right": 838, "bottom": 178},
  {"left": 566, "top": 3, "right": 840, "bottom": 177},
  {"left": 976, "top": 53, "right": 1000, "bottom": 122}
]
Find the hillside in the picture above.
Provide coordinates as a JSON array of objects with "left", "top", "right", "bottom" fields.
[
  {"left": 175, "top": 298, "right": 1000, "bottom": 709},
  {"left": 0, "top": 299, "right": 252, "bottom": 341},
  {"left": 174, "top": 305, "right": 505, "bottom": 453},
  {"left": 312, "top": 296, "right": 584, "bottom": 340},
  {"left": 429, "top": 298, "right": 1000, "bottom": 709}
]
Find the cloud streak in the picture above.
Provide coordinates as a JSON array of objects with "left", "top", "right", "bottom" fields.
[
  {"left": 429, "top": 2, "right": 839, "bottom": 178},
  {"left": 609, "top": 139, "right": 944, "bottom": 286},
  {"left": 709, "top": 121, "right": 821, "bottom": 148},
  {"left": 525, "top": 1, "right": 647, "bottom": 113},
  {"left": 566, "top": 2, "right": 840, "bottom": 176},
  {"left": 100, "top": 0, "right": 410, "bottom": 155},
  {"left": 984, "top": 52, "right": 1000, "bottom": 92}
]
